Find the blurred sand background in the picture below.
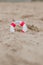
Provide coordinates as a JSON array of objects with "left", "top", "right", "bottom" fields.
[{"left": 0, "top": 2, "right": 43, "bottom": 65}]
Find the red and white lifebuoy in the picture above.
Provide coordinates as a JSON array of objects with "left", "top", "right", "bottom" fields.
[{"left": 10, "top": 20, "right": 28, "bottom": 32}]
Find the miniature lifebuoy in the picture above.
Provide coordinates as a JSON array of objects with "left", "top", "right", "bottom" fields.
[{"left": 10, "top": 20, "right": 28, "bottom": 32}]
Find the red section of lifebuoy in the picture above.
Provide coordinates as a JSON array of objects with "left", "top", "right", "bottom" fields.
[
  {"left": 11, "top": 22, "right": 16, "bottom": 27},
  {"left": 21, "top": 30, "right": 25, "bottom": 33},
  {"left": 20, "top": 21, "right": 25, "bottom": 26}
]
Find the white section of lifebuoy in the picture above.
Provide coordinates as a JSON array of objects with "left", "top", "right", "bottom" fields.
[
  {"left": 10, "top": 25, "right": 15, "bottom": 32},
  {"left": 22, "top": 24, "right": 28, "bottom": 32},
  {"left": 15, "top": 20, "right": 22, "bottom": 25}
]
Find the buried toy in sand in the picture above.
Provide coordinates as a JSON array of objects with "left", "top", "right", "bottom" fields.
[{"left": 10, "top": 20, "right": 28, "bottom": 32}]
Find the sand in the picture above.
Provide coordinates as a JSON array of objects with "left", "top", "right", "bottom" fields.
[{"left": 0, "top": 2, "right": 43, "bottom": 65}]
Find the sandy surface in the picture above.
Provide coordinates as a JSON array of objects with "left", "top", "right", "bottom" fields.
[{"left": 0, "top": 2, "right": 43, "bottom": 65}]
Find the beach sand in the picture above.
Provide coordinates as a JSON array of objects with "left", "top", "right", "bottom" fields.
[{"left": 0, "top": 2, "right": 43, "bottom": 65}]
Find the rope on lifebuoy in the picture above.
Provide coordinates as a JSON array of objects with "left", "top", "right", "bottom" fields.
[{"left": 10, "top": 20, "right": 28, "bottom": 32}]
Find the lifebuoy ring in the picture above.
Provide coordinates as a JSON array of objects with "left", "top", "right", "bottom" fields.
[{"left": 10, "top": 20, "right": 28, "bottom": 32}]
